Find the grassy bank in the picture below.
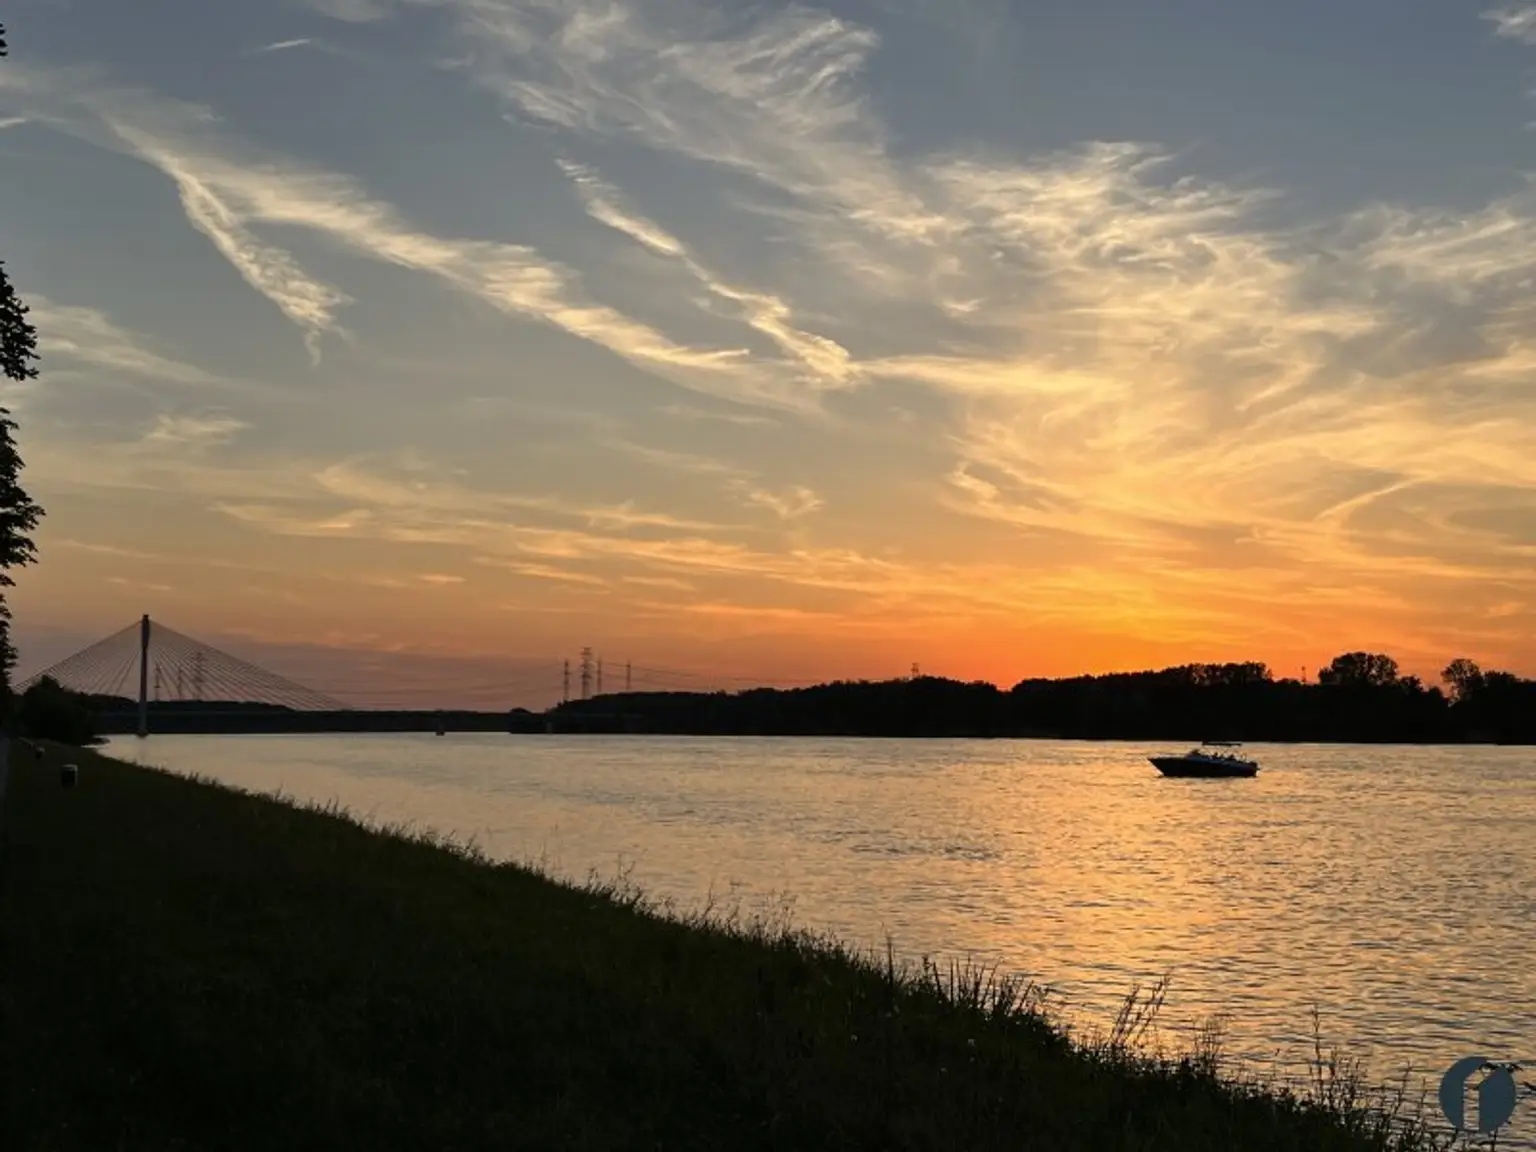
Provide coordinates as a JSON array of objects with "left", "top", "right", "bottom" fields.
[{"left": 2, "top": 745, "right": 1453, "bottom": 1151}]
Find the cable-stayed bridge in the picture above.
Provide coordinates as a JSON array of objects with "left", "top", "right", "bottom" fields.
[
  {"left": 17, "top": 616, "right": 836, "bottom": 735},
  {"left": 21, "top": 617, "right": 349, "bottom": 711}
]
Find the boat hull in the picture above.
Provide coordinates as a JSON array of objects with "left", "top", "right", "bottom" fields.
[{"left": 1149, "top": 756, "right": 1258, "bottom": 778}]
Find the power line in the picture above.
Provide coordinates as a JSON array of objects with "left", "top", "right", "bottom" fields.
[{"left": 313, "top": 668, "right": 563, "bottom": 691}]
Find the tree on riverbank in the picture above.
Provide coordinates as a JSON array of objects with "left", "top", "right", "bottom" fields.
[
  {"left": 547, "top": 655, "right": 1536, "bottom": 743},
  {"left": 0, "top": 22, "right": 46, "bottom": 700}
]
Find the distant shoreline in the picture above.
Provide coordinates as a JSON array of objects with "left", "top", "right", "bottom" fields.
[
  {"left": 43, "top": 654, "right": 1536, "bottom": 746},
  {"left": 85, "top": 705, "right": 1532, "bottom": 745}
]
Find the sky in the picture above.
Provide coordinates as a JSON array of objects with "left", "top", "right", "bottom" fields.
[{"left": 2, "top": 0, "right": 1536, "bottom": 709}]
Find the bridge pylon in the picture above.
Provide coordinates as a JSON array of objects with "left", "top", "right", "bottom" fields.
[{"left": 17, "top": 615, "right": 349, "bottom": 735}]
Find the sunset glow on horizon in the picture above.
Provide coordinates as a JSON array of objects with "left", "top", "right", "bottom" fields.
[{"left": 4, "top": 0, "right": 1536, "bottom": 707}]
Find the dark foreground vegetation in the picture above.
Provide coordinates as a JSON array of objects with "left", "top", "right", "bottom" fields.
[{"left": 1, "top": 746, "right": 1456, "bottom": 1151}]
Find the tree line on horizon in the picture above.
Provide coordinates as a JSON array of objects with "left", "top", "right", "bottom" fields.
[
  {"left": 551, "top": 650, "right": 1536, "bottom": 743},
  {"left": 20, "top": 648, "right": 1536, "bottom": 745}
]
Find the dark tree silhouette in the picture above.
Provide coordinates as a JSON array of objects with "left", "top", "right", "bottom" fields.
[
  {"left": 1441, "top": 658, "right": 1484, "bottom": 704},
  {"left": 49, "top": 646, "right": 1536, "bottom": 743},
  {"left": 18, "top": 675, "right": 98, "bottom": 746},
  {"left": 0, "top": 23, "right": 46, "bottom": 698},
  {"left": 522, "top": 652, "right": 1530, "bottom": 744},
  {"left": 1318, "top": 651, "right": 1399, "bottom": 687}
]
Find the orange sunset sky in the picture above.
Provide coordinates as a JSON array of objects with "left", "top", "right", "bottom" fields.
[{"left": 3, "top": 0, "right": 1535, "bottom": 708}]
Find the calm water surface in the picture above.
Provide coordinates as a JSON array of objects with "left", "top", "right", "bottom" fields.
[{"left": 110, "top": 734, "right": 1536, "bottom": 1137}]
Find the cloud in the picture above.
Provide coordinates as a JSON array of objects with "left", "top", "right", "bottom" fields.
[
  {"left": 310, "top": 456, "right": 740, "bottom": 533},
  {"left": 7, "top": 63, "right": 834, "bottom": 411},
  {"left": 560, "top": 158, "right": 860, "bottom": 392},
  {"left": 1485, "top": 5, "right": 1536, "bottom": 44},
  {"left": 195, "top": 456, "right": 1155, "bottom": 632},
  {"left": 659, "top": 402, "right": 777, "bottom": 427},
  {"left": 140, "top": 412, "right": 249, "bottom": 451},
  {"left": 866, "top": 139, "right": 1536, "bottom": 632},
  {"left": 740, "top": 485, "right": 823, "bottom": 520},
  {"left": 603, "top": 437, "right": 750, "bottom": 481},
  {"left": 596, "top": 433, "right": 825, "bottom": 524},
  {"left": 41, "top": 538, "right": 290, "bottom": 580},
  {"left": 863, "top": 0, "right": 1011, "bottom": 47},
  {"left": 622, "top": 574, "right": 696, "bottom": 592},
  {"left": 660, "top": 600, "right": 850, "bottom": 626},
  {"left": 295, "top": 0, "right": 391, "bottom": 21},
  {"left": 255, "top": 38, "right": 319, "bottom": 54},
  {"left": 410, "top": 0, "right": 957, "bottom": 325},
  {"left": 351, "top": 571, "right": 468, "bottom": 589},
  {"left": 100, "top": 121, "right": 354, "bottom": 362},
  {"left": 179, "top": 453, "right": 879, "bottom": 595},
  {"left": 26, "top": 443, "right": 318, "bottom": 505},
  {"left": 214, "top": 502, "right": 367, "bottom": 536},
  {"left": 475, "top": 557, "right": 608, "bottom": 587},
  {"left": 105, "top": 576, "right": 174, "bottom": 593},
  {"left": 460, "top": 2, "right": 940, "bottom": 243},
  {"left": 28, "top": 297, "right": 230, "bottom": 389}
]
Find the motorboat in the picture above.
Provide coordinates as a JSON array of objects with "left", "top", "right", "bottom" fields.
[{"left": 1149, "top": 741, "right": 1259, "bottom": 778}]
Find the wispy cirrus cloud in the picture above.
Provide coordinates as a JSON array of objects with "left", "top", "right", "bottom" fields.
[
  {"left": 213, "top": 501, "right": 370, "bottom": 536},
  {"left": 1485, "top": 4, "right": 1536, "bottom": 125},
  {"left": 206, "top": 455, "right": 1326, "bottom": 650},
  {"left": 1, "top": 66, "right": 347, "bottom": 359},
  {"left": 739, "top": 485, "right": 824, "bottom": 521},
  {"left": 420, "top": 0, "right": 957, "bottom": 329},
  {"left": 560, "top": 158, "right": 860, "bottom": 393},
  {"left": 27, "top": 297, "right": 230, "bottom": 390},
  {"left": 140, "top": 412, "right": 249, "bottom": 451},
  {"left": 3, "top": 62, "right": 830, "bottom": 411},
  {"left": 475, "top": 557, "right": 609, "bottom": 587},
  {"left": 254, "top": 38, "right": 319, "bottom": 54},
  {"left": 453, "top": 2, "right": 937, "bottom": 238},
  {"left": 658, "top": 402, "right": 777, "bottom": 428},
  {"left": 102, "top": 121, "right": 354, "bottom": 362},
  {"left": 294, "top": 0, "right": 391, "bottom": 21},
  {"left": 1485, "top": 5, "right": 1536, "bottom": 44},
  {"left": 309, "top": 456, "right": 743, "bottom": 534}
]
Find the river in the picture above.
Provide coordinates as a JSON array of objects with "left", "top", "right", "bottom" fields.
[{"left": 107, "top": 733, "right": 1535, "bottom": 1141}]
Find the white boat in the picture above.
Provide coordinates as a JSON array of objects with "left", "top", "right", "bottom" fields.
[{"left": 1148, "top": 741, "right": 1259, "bottom": 778}]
